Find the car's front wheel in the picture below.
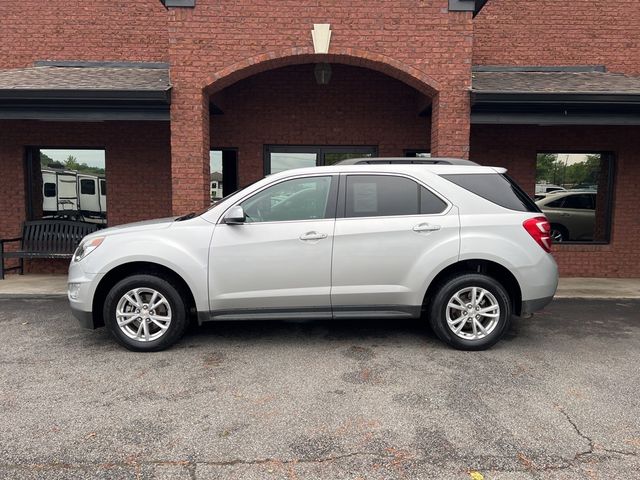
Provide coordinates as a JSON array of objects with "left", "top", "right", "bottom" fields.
[
  {"left": 103, "top": 274, "right": 188, "bottom": 352},
  {"left": 428, "top": 273, "right": 512, "bottom": 350}
]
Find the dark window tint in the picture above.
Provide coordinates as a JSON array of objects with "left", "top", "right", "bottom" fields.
[
  {"left": 442, "top": 173, "right": 540, "bottom": 213},
  {"left": 420, "top": 186, "right": 447, "bottom": 214},
  {"left": 43, "top": 182, "right": 56, "bottom": 198},
  {"left": 345, "top": 175, "right": 446, "bottom": 218},
  {"left": 562, "top": 194, "right": 594, "bottom": 210},
  {"left": 100, "top": 179, "right": 106, "bottom": 195},
  {"left": 546, "top": 197, "right": 564, "bottom": 208},
  {"left": 80, "top": 179, "right": 95, "bottom": 195}
]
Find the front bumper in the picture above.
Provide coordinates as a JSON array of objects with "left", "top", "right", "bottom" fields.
[
  {"left": 68, "top": 262, "right": 103, "bottom": 329},
  {"left": 71, "top": 304, "right": 98, "bottom": 329}
]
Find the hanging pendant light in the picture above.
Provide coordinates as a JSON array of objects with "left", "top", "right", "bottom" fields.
[{"left": 314, "top": 63, "right": 332, "bottom": 85}]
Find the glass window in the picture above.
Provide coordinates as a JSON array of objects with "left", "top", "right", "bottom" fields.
[
  {"left": 80, "top": 179, "right": 96, "bottom": 195},
  {"left": 345, "top": 175, "right": 446, "bottom": 218},
  {"left": 43, "top": 182, "right": 56, "bottom": 198},
  {"left": 562, "top": 193, "right": 594, "bottom": 210},
  {"left": 405, "top": 150, "right": 431, "bottom": 158},
  {"left": 31, "top": 149, "right": 107, "bottom": 226},
  {"left": 441, "top": 173, "right": 539, "bottom": 213},
  {"left": 270, "top": 153, "right": 317, "bottom": 175},
  {"left": 421, "top": 187, "right": 447, "bottom": 214},
  {"left": 240, "top": 176, "right": 333, "bottom": 223},
  {"left": 265, "top": 146, "right": 377, "bottom": 174},
  {"left": 535, "top": 153, "right": 614, "bottom": 243}
]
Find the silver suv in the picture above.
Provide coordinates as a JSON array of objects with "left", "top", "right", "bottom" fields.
[{"left": 68, "top": 159, "right": 558, "bottom": 351}]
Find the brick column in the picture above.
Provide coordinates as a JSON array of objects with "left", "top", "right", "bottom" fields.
[
  {"left": 430, "top": 89, "right": 471, "bottom": 159},
  {"left": 169, "top": 82, "right": 210, "bottom": 215}
]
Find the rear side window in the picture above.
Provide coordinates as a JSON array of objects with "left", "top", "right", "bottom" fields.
[
  {"left": 441, "top": 173, "right": 540, "bottom": 213},
  {"left": 345, "top": 175, "right": 447, "bottom": 217}
]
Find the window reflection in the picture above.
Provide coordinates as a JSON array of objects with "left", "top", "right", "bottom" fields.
[
  {"left": 35, "top": 149, "right": 107, "bottom": 226},
  {"left": 535, "top": 153, "right": 613, "bottom": 243}
]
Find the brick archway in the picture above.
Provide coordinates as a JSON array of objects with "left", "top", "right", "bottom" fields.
[
  {"left": 171, "top": 48, "right": 468, "bottom": 215},
  {"left": 203, "top": 47, "right": 440, "bottom": 98}
]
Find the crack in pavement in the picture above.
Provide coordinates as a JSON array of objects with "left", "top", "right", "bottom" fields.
[
  {"left": 0, "top": 451, "right": 396, "bottom": 473},
  {"left": 556, "top": 405, "right": 638, "bottom": 462},
  {"left": 557, "top": 405, "right": 595, "bottom": 460}
]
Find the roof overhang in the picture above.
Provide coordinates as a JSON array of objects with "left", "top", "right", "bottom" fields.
[
  {"left": 0, "top": 62, "right": 171, "bottom": 122},
  {"left": 471, "top": 67, "right": 640, "bottom": 125}
]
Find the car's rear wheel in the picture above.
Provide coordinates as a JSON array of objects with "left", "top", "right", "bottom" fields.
[
  {"left": 428, "top": 273, "right": 511, "bottom": 350},
  {"left": 550, "top": 224, "right": 568, "bottom": 242},
  {"left": 103, "top": 274, "right": 188, "bottom": 352}
]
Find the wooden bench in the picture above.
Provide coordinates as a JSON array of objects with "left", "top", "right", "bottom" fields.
[{"left": 0, "top": 220, "right": 99, "bottom": 279}]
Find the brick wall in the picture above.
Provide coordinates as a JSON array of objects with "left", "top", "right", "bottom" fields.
[
  {"left": 0, "top": 120, "right": 172, "bottom": 273},
  {"left": 470, "top": 125, "right": 640, "bottom": 277},
  {"left": 474, "top": 0, "right": 640, "bottom": 75},
  {"left": 211, "top": 64, "right": 431, "bottom": 186},
  {"left": 169, "top": 0, "right": 474, "bottom": 214},
  {"left": 0, "top": 0, "right": 168, "bottom": 69}
]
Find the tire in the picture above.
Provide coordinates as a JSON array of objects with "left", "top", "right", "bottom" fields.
[
  {"left": 103, "top": 274, "right": 189, "bottom": 352},
  {"left": 550, "top": 224, "right": 569, "bottom": 243},
  {"left": 428, "top": 273, "right": 512, "bottom": 351}
]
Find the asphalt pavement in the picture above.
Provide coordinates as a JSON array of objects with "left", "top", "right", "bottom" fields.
[{"left": 0, "top": 297, "right": 638, "bottom": 479}]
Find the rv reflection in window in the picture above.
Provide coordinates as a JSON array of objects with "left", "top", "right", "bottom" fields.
[{"left": 33, "top": 149, "right": 107, "bottom": 226}]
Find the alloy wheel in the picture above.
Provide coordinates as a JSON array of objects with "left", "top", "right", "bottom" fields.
[
  {"left": 115, "top": 288, "right": 172, "bottom": 342},
  {"left": 445, "top": 286, "right": 500, "bottom": 340}
]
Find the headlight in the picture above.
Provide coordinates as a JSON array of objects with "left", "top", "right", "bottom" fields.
[{"left": 73, "top": 237, "right": 105, "bottom": 262}]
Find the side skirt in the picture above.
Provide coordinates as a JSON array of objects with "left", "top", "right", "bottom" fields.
[{"left": 200, "top": 305, "right": 422, "bottom": 323}]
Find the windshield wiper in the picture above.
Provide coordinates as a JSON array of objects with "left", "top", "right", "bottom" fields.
[{"left": 175, "top": 212, "right": 196, "bottom": 221}]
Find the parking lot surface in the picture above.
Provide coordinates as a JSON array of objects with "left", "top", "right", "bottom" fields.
[{"left": 0, "top": 297, "right": 638, "bottom": 479}]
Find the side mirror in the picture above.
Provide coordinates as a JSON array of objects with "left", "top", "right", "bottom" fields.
[{"left": 224, "top": 205, "right": 246, "bottom": 224}]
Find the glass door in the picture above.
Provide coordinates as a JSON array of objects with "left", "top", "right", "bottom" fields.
[{"left": 265, "top": 145, "right": 378, "bottom": 175}]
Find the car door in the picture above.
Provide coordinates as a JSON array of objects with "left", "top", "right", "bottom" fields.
[
  {"left": 330, "top": 173, "right": 459, "bottom": 318},
  {"left": 544, "top": 193, "right": 595, "bottom": 240},
  {"left": 208, "top": 174, "right": 338, "bottom": 319}
]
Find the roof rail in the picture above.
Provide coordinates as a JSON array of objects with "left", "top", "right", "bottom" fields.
[{"left": 335, "top": 157, "right": 479, "bottom": 166}]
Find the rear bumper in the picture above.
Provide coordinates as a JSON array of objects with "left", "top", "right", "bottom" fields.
[{"left": 521, "top": 295, "right": 554, "bottom": 316}]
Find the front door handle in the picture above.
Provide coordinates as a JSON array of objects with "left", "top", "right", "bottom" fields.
[
  {"left": 300, "top": 231, "right": 328, "bottom": 241},
  {"left": 413, "top": 223, "right": 441, "bottom": 232}
]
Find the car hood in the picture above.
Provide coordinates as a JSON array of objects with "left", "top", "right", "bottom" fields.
[{"left": 85, "top": 217, "right": 177, "bottom": 239}]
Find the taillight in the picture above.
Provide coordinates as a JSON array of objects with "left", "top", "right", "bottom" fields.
[{"left": 523, "top": 216, "right": 552, "bottom": 253}]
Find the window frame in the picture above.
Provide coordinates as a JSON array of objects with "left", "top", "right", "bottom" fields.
[
  {"left": 536, "top": 150, "right": 616, "bottom": 245},
  {"left": 336, "top": 173, "right": 451, "bottom": 220}
]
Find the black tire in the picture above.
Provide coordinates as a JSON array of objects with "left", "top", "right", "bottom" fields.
[
  {"left": 103, "top": 274, "right": 189, "bottom": 352},
  {"left": 550, "top": 224, "right": 569, "bottom": 242},
  {"left": 428, "top": 273, "right": 512, "bottom": 351}
]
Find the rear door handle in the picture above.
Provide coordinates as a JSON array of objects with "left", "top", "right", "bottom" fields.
[
  {"left": 300, "top": 231, "right": 328, "bottom": 241},
  {"left": 413, "top": 223, "right": 441, "bottom": 232}
]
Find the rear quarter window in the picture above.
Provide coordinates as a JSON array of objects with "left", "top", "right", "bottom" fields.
[{"left": 441, "top": 173, "right": 540, "bottom": 213}]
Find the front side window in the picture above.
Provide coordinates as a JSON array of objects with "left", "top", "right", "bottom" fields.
[
  {"left": 345, "top": 175, "right": 446, "bottom": 218},
  {"left": 240, "top": 176, "right": 333, "bottom": 223}
]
